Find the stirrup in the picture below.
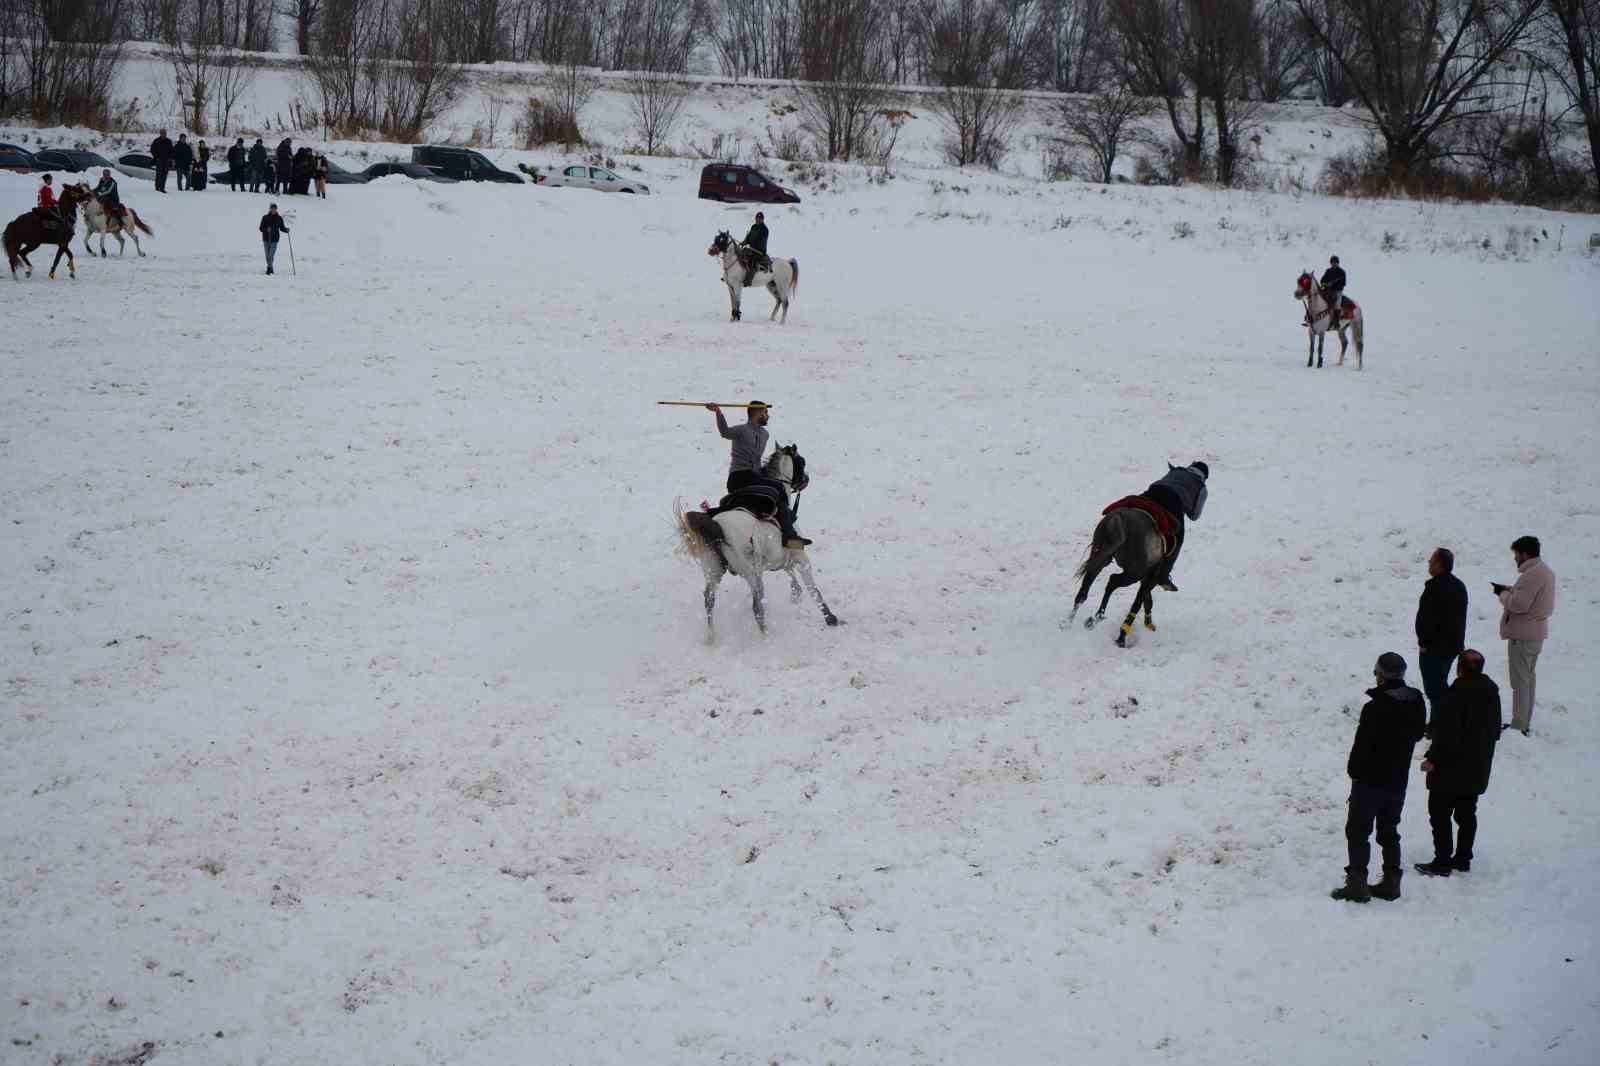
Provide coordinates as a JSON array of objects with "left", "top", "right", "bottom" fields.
[
  {"left": 1158, "top": 579, "right": 1178, "bottom": 592},
  {"left": 784, "top": 537, "right": 811, "bottom": 548}
]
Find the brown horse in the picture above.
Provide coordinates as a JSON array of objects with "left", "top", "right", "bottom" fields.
[{"left": 5, "top": 183, "right": 93, "bottom": 280}]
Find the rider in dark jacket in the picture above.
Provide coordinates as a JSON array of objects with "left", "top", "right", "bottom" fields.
[
  {"left": 741, "top": 212, "right": 770, "bottom": 286},
  {"left": 93, "top": 170, "right": 122, "bottom": 218},
  {"left": 1142, "top": 461, "right": 1208, "bottom": 592},
  {"left": 1320, "top": 255, "right": 1347, "bottom": 316}
]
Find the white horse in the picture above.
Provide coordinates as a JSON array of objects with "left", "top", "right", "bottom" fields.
[
  {"left": 1295, "top": 270, "right": 1364, "bottom": 369},
  {"left": 81, "top": 198, "right": 153, "bottom": 258},
  {"left": 676, "top": 444, "right": 840, "bottom": 634},
  {"left": 708, "top": 231, "right": 798, "bottom": 323}
]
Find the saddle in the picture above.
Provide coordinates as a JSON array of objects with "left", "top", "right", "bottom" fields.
[
  {"left": 1103, "top": 496, "right": 1178, "bottom": 555},
  {"left": 739, "top": 249, "right": 772, "bottom": 285},
  {"left": 715, "top": 484, "right": 783, "bottom": 519}
]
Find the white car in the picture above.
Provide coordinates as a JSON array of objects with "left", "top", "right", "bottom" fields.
[
  {"left": 114, "top": 153, "right": 157, "bottom": 181},
  {"left": 534, "top": 163, "right": 650, "bottom": 195}
]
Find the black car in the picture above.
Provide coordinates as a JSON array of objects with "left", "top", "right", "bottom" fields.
[
  {"left": 362, "top": 161, "right": 459, "bottom": 183},
  {"left": 31, "top": 149, "right": 116, "bottom": 173},
  {"left": 0, "top": 146, "right": 34, "bottom": 173},
  {"left": 411, "top": 145, "right": 524, "bottom": 183}
]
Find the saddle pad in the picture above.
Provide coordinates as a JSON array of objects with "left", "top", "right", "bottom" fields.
[{"left": 1102, "top": 495, "right": 1173, "bottom": 539}]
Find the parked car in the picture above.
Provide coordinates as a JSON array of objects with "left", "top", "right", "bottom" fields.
[
  {"left": 697, "top": 163, "right": 800, "bottom": 204},
  {"left": 31, "top": 149, "right": 116, "bottom": 174},
  {"left": 526, "top": 163, "right": 650, "bottom": 195},
  {"left": 115, "top": 152, "right": 157, "bottom": 180},
  {"left": 0, "top": 147, "right": 35, "bottom": 173},
  {"left": 362, "top": 161, "right": 459, "bottom": 183},
  {"left": 411, "top": 145, "right": 524, "bottom": 183}
]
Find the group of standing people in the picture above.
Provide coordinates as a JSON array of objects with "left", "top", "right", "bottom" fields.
[
  {"left": 149, "top": 130, "right": 211, "bottom": 193},
  {"left": 1333, "top": 537, "right": 1557, "bottom": 903},
  {"left": 222, "top": 137, "right": 329, "bottom": 199}
]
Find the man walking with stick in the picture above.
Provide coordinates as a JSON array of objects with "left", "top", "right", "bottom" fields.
[{"left": 259, "top": 203, "right": 289, "bottom": 276}]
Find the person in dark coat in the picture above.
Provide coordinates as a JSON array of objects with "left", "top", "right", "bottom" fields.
[
  {"left": 1320, "top": 255, "right": 1347, "bottom": 316},
  {"left": 276, "top": 138, "right": 294, "bottom": 193},
  {"left": 172, "top": 134, "right": 194, "bottom": 191},
  {"left": 1416, "top": 547, "right": 1468, "bottom": 727},
  {"left": 313, "top": 153, "right": 329, "bottom": 198},
  {"left": 259, "top": 202, "right": 289, "bottom": 275},
  {"left": 227, "top": 138, "right": 246, "bottom": 191},
  {"left": 247, "top": 138, "right": 268, "bottom": 192},
  {"left": 740, "top": 211, "right": 770, "bottom": 285},
  {"left": 1415, "top": 650, "right": 1501, "bottom": 877},
  {"left": 1332, "top": 652, "right": 1427, "bottom": 904},
  {"left": 1142, "top": 460, "right": 1209, "bottom": 591},
  {"left": 151, "top": 129, "right": 173, "bottom": 193},
  {"left": 291, "top": 147, "right": 314, "bottom": 195}
]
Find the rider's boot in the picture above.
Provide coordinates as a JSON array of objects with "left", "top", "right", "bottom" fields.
[{"left": 782, "top": 518, "right": 812, "bottom": 548}]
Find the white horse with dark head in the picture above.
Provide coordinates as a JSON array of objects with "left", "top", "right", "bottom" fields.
[
  {"left": 708, "top": 231, "right": 798, "bottom": 323},
  {"left": 1295, "top": 270, "right": 1364, "bottom": 369},
  {"left": 676, "top": 444, "right": 839, "bottom": 634},
  {"left": 82, "top": 198, "right": 153, "bottom": 258}
]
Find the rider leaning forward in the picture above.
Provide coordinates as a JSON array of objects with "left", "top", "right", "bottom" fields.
[
  {"left": 1143, "top": 460, "right": 1209, "bottom": 592},
  {"left": 707, "top": 401, "right": 810, "bottom": 548}
]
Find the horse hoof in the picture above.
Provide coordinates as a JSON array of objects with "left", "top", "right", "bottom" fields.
[
  {"left": 1083, "top": 617, "right": 1097, "bottom": 630},
  {"left": 825, "top": 615, "right": 840, "bottom": 627},
  {"left": 1115, "top": 634, "right": 1129, "bottom": 648}
]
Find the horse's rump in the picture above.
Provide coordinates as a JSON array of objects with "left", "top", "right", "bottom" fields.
[{"left": 1102, "top": 495, "right": 1172, "bottom": 538}]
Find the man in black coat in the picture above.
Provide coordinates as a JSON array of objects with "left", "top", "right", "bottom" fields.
[
  {"left": 151, "top": 129, "right": 173, "bottom": 193},
  {"left": 259, "top": 203, "right": 289, "bottom": 275},
  {"left": 1416, "top": 547, "right": 1469, "bottom": 726},
  {"left": 227, "top": 138, "right": 246, "bottom": 191},
  {"left": 1332, "top": 652, "right": 1427, "bottom": 903},
  {"left": 740, "top": 211, "right": 770, "bottom": 285},
  {"left": 1415, "top": 650, "right": 1501, "bottom": 876},
  {"left": 247, "top": 139, "right": 268, "bottom": 193},
  {"left": 276, "top": 139, "right": 294, "bottom": 194},
  {"left": 172, "top": 134, "right": 194, "bottom": 191},
  {"left": 1320, "top": 255, "right": 1346, "bottom": 315}
]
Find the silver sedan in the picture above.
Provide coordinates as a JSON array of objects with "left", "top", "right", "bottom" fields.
[{"left": 536, "top": 163, "right": 650, "bottom": 195}]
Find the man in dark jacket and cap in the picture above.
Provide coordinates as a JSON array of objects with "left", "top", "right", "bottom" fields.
[
  {"left": 1142, "top": 460, "right": 1208, "bottom": 591},
  {"left": 1332, "top": 652, "right": 1427, "bottom": 903},
  {"left": 1415, "top": 547, "right": 1468, "bottom": 727},
  {"left": 1320, "top": 255, "right": 1347, "bottom": 317},
  {"left": 741, "top": 211, "right": 770, "bottom": 286},
  {"left": 227, "top": 138, "right": 247, "bottom": 191},
  {"left": 1415, "top": 650, "right": 1501, "bottom": 876},
  {"left": 172, "top": 133, "right": 194, "bottom": 191},
  {"left": 276, "top": 138, "right": 294, "bottom": 194},
  {"left": 150, "top": 129, "right": 174, "bottom": 192}
]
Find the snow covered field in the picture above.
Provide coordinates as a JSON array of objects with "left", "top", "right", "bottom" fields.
[{"left": 2, "top": 144, "right": 1599, "bottom": 1066}]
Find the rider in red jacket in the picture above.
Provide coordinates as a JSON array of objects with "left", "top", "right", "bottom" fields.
[{"left": 34, "top": 174, "right": 62, "bottom": 228}]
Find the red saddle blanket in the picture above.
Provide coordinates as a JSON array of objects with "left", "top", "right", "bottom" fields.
[{"left": 1102, "top": 495, "right": 1173, "bottom": 538}]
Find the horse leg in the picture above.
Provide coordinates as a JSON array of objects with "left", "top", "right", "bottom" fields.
[
  {"left": 1306, "top": 328, "right": 1314, "bottom": 368},
  {"left": 49, "top": 243, "right": 68, "bottom": 280},
  {"left": 790, "top": 553, "right": 840, "bottom": 626},
  {"left": 726, "top": 280, "right": 741, "bottom": 323},
  {"left": 1117, "top": 577, "right": 1158, "bottom": 648},
  {"left": 789, "top": 570, "right": 803, "bottom": 603},
  {"left": 1335, "top": 325, "right": 1347, "bottom": 366},
  {"left": 82, "top": 229, "right": 95, "bottom": 257},
  {"left": 748, "top": 572, "right": 767, "bottom": 633},
  {"left": 1094, "top": 570, "right": 1139, "bottom": 625}
]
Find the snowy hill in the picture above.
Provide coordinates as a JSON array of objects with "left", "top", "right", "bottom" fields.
[{"left": 2, "top": 106, "right": 1599, "bottom": 1066}]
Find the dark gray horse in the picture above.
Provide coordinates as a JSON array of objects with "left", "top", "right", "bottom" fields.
[{"left": 1069, "top": 507, "right": 1169, "bottom": 647}]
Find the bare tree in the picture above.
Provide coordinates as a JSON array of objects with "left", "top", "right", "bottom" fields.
[
  {"left": 1293, "top": 0, "right": 1546, "bottom": 179},
  {"left": 622, "top": 0, "right": 697, "bottom": 152},
  {"left": 1060, "top": 84, "right": 1156, "bottom": 178},
  {"left": 1043, "top": 0, "right": 1111, "bottom": 92},
  {"left": 377, "top": 0, "right": 469, "bottom": 140},
  {"left": 626, "top": 72, "right": 691, "bottom": 151},
  {"left": 210, "top": 47, "right": 257, "bottom": 134},
  {"left": 15, "top": 0, "right": 125, "bottom": 124},
  {"left": 304, "top": 0, "right": 382, "bottom": 132},
  {"left": 1251, "top": 0, "right": 1311, "bottom": 100},
  {"left": 280, "top": 0, "right": 324, "bottom": 55},
  {"left": 1, "top": 0, "right": 19, "bottom": 117},
  {"left": 1539, "top": 0, "right": 1600, "bottom": 200},
  {"left": 715, "top": 0, "right": 801, "bottom": 78},
  {"left": 1185, "top": 0, "right": 1260, "bottom": 184},
  {"left": 923, "top": 0, "right": 1027, "bottom": 167},
  {"left": 170, "top": 0, "right": 223, "bottom": 134},
  {"left": 793, "top": 0, "right": 892, "bottom": 160},
  {"left": 1110, "top": 0, "right": 1207, "bottom": 173}
]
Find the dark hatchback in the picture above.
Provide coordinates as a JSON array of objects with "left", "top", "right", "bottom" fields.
[
  {"left": 411, "top": 145, "right": 524, "bottom": 183},
  {"left": 698, "top": 163, "right": 801, "bottom": 204},
  {"left": 363, "top": 161, "right": 459, "bottom": 183},
  {"left": 30, "top": 149, "right": 116, "bottom": 173},
  {"left": 0, "top": 145, "right": 35, "bottom": 173}
]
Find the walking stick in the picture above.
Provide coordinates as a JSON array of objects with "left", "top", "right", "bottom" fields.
[{"left": 287, "top": 230, "right": 297, "bottom": 276}]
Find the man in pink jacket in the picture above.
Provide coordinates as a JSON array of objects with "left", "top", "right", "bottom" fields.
[{"left": 1493, "top": 536, "right": 1556, "bottom": 735}]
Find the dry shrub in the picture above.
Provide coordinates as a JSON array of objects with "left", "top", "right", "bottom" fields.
[{"left": 513, "top": 97, "right": 583, "bottom": 149}]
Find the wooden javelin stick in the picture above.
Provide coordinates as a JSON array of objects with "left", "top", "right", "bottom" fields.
[{"left": 657, "top": 401, "right": 770, "bottom": 408}]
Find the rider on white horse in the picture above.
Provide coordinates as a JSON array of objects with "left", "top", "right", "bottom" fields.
[
  {"left": 93, "top": 170, "right": 124, "bottom": 221},
  {"left": 706, "top": 401, "right": 810, "bottom": 547},
  {"left": 741, "top": 212, "right": 771, "bottom": 287},
  {"left": 1320, "top": 255, "right": 1347, "bottom": 319}
]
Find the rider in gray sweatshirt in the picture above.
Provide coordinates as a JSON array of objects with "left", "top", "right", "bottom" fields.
[{"left": 1143, "top": 461, "right": 1209, "bottom": 591}]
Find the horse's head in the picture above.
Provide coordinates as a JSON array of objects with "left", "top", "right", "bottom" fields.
[
  {"left": 1294, "top": 270, "right": 1315, "bottom": 299},
  {"left": 764, "top": 443, "right": 810, "bottom": 491},
  {"left": 708, "top": 231, "right": 733, "bottom": 258}
]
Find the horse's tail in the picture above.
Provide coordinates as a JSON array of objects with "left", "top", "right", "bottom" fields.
[
  {"left": 674, "top": 498, "right": 724, "bottom": 561},
  {"left": 130, "top": 209, "right": 153, "bottom": 237},
  {"left": 788, "top": 258, "right": 798, "bottom": 295},
  {"left": 1074, "top": 512, "right": 1124, "bottom": 580},
  {"left": 1351, "top": 307, "right": 1364, "bottom": 355},
  {"left": 3, "top": 224, "right": 17, "bottom": 274}
]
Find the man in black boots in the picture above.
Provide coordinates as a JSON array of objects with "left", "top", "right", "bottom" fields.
[
  {"left": 1332, "top": 652, "right": 1426, "bottom": 903},
  {"left": 1416, "top": 650, "right": 1502, "bottom": 877},
  {"left": 173, "top": 133, "right": 193, "bottom": 191},
  {"left": 151, "top": 129, "right": 173, "bottom": 192}
]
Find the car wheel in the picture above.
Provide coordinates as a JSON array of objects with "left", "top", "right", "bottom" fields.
[{"left": 621, "top": 188, "right": 635, "bottom": 194}]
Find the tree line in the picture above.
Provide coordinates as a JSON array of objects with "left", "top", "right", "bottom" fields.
[{"left": 1, "top": 1, "right": 1595, "bottom": 201}]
